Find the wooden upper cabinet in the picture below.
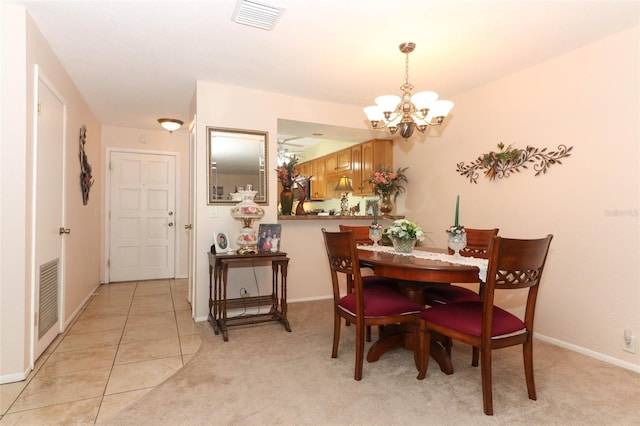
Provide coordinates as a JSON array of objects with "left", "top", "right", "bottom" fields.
[
  {"left": 351, "top": 144, "right": 364, "bottom": 195},
  {"left": 335, "top": 148, "right": 352, "bottom": 174},
  {"left": 325, "top": 148, "right": 352, "bottom": 176},
  {"left": 309, "top": 157, "right": 326, "bottom": 200},
  {"left": 295, "top": 161, "right": 309, "bottom": 179},
  {"left": 355, "top": 139, "right": 392, "bottom": 195}
]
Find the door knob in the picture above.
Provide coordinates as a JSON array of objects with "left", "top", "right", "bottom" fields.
[
  {"left": 168, "top": 222, "right": 174, "bottom": 227},
  {"left": 59, "top": 227, "right": 71, "bottom": 235}
]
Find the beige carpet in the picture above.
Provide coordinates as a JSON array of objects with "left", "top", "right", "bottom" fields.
[{"left": 103, "top": 299, "right": 640, "bottom": 425}]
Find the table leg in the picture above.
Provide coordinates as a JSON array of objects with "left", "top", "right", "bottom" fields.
[{"left": 366, "top": 325, "right": 454, "bottom": 375}]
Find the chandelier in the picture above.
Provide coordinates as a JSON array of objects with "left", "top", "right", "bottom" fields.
[{"left": 364, "top": 42, "right": 454, "bottom": 139}]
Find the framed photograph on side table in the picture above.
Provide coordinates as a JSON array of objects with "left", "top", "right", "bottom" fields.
[
  {"left": 214, "top": 230, "right": 231, "bottom": 253},
  {"left": 258, "top": 224, "right": 281, "bottom": 253}
]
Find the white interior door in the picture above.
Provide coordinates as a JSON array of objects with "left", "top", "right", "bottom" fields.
[
  {"left": 34, "top": 72, "right": 65, "bottom": 359},
  {"left": 109, "top": 151, "right": 176, "bottom": 282}
]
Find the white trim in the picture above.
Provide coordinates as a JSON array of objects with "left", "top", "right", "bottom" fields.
[
  {"left": 0, "top": 369, "right": 30, "bottom": 385},
  {"left": 534, "top": 332, "right": 640, "bottom": 373}
]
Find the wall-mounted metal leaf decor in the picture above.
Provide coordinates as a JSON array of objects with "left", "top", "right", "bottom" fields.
[{"left": 456, "top": 142, "right": 573, "bottom": 183}]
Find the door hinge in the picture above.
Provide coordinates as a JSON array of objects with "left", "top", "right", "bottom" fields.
[
  {"left": 34, "top": 311, "right": 38, "bottom": 326},
  {"left": 37, "top": 102, "right": 42, "bottom": 116},
  {"left": 107, "top": 259, "right": 110, "bottom": 267}
]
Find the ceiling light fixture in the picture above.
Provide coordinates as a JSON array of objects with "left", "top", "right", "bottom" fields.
[
  {"left": 364, "top": 42, "right": 454, "bottom": 140},
  {"left": 158, "top": 118, "right": 183, "bottom": 133}
]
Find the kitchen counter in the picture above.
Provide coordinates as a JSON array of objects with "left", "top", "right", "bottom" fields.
[{"left": 278, "top": 215, "right": 403, "bottom": 221}]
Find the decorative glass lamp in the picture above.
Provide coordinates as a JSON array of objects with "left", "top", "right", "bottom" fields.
[
  {"left": 230, "top": 189, "right": 265, "bottom": 254},
  {"left": 334, "top": 176, "right": 354, "bottom": 216}
]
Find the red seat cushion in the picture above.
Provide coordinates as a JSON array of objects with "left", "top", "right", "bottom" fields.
[
  {"left": 423, "top": 285, "right": 480, "bottom": 304},
  {"left": 339, "top": 287, "right": 421, "bottom": 318},
  {"left": 419, "top": 301, "right": 525, "bottom": 337}
]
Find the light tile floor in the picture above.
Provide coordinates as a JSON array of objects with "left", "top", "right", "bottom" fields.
[{"left": 0, "top": 279, "right": 201, "bottom": 424}]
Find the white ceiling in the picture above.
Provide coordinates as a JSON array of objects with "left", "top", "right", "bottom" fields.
[{"left": 11, "top": 0, "right": 640, "bottom": 140}]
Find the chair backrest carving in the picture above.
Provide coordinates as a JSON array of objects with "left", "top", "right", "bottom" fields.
[
  {"left": 483, "top": 235, "right": 553, "bottom": 330},
  {"left": 322, "top": 228, "right": 363, "bottom": 309}
]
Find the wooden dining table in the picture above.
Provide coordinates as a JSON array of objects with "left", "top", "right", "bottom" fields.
[{"left": 357, "top": 246, "right": 485, "bottom": 374}]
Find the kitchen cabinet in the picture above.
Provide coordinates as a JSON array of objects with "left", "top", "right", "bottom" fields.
[
  {"left": 288, "top": 139, "right": 392, "bottom": 200},
  {"left": 309, "top": 157, "right": 326, "bottom": 199},
  {"left": 355, "top": 139, "right": 392, "bottom": 195},
  {"left": 325, "top": 148, "right": 352, "bottom": 177}
]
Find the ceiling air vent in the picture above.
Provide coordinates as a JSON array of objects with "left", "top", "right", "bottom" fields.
[{"left": 232, "top": 0, "right": 285, "bottom": 31}]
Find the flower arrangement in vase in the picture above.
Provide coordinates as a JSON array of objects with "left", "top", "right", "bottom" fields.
[
  {"left": 275, "top": 156, "right": 299, "bottom": 215},
  {"left": 368, "top": 165, "right": 408, "bottom": 214},
  {"left": 386, "top": 219, "right": 425, "bottom": 253}
]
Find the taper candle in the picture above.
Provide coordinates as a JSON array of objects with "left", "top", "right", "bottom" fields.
[
  {"left": 454, "top": 195, "right": 460, "bottom": 227},
  {"left": 373, "top": 203, "right": 378, "bottom": 225}
]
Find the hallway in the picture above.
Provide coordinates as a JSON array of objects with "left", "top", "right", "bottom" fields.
[{"left": 0, "top": 279, "right": 201, "bottom": 424}]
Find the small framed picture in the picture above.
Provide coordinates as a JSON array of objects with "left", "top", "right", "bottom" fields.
[
  {"left": 215, "top": 231, "right": 230, "bottom": 252},
  {"left": 365, "top": 199, "right": 378, "bottom": 215},
  {"left": 258, "top": 224, "right": 281, "bottom": 253}
]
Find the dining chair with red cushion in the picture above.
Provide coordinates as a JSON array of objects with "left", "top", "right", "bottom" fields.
[
  {"left": 339, "top": 224, "right": 401, "bottom": 341},
  {"left": 416, "top": 234, "right": 553, "bottom": 415},
  {"left": 322, "top": 229, "right": 422, "bottom": 381},
  {"left": 422, "top": 228, "right": 499, "bottom": 307}
]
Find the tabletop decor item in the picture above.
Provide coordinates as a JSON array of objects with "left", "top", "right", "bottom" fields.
[
  {"left": 368, "top": 204, "right": 383, "bottom": 246},
  {"left": 276, "top": 156, "right": 299, "bottom": 215},
  {"left": 258, "top": 224, "right": 281, "bottom": 253},
  {"left": 368, "top": 165, "right": 408, "bottom": 214},
  {"left": 230, "top": 189, "right": 265, "bottom": 254},
  {"left": 294, "top": 176, "right": 309, "bottom": 216},
  {"left": 386, "top": 218, "right": 425, "bottom": 253},
  {"left": 446, "top": 195, "right": 466, "bottom": 256},
  {"left": 456, "top": 142, "right": 573, "bottom": 183}
]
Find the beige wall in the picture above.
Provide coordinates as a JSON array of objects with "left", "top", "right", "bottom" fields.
[
  {"left": 193, "top": 27, "right": 639, "bottom": 371},
  {"left": 193, "top": 81, "right": 371, "bottom": 319},
  {"left": 1, "top": 4, "right": 30, "bottom": 381},
  {"left": 394, "top": 26, "right": 639, "bottom": 369},
  {"left": 101, "top": 126, "right": 190, "bottom": 279},
  {"left": 0, "top": 5, "right": 102, "bottom": 381}
]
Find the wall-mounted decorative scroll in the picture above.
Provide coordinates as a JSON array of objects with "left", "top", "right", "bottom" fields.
[
  {"left": 456, "top": 142, "right": 572, "bottom": 183},
  {"left": 79, "top": 125, "right": 94, "bottom": 205}
]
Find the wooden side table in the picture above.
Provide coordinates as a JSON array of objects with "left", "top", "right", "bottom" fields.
[{"left": 208, "top": 251, "right": 291, "bottom": 341}]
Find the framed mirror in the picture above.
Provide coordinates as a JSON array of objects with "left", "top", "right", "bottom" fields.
[{"left": 207, "top": 126, "right": 268, "bottom": 205}]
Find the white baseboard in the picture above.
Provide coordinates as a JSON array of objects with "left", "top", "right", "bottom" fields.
[
  {"left": 0, "top": 369, "right": 29, "bottom": 385},
  {"left": 534, "top": 332, "right": 640, "bottom": 373}
]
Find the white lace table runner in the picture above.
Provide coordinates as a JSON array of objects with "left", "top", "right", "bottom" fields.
[{"left": 358, "top": 245, "right": 488, "bottom": 282}]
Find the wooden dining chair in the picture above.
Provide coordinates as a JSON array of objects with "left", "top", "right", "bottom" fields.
[
  {"left": 339, "top": 224, "right": 401, "bottom": 342},
  {"left": 416, "top": 235, "right": 553, "bottom": 415},
  {"left": 322, "top": 229, "right": 422, "bottom": 381},
  {"left": 338, "top": 224, "right": 400, "bottom": 289},
  {"left": 422, "top": 228, "right": 499, "bottom": 307}
]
